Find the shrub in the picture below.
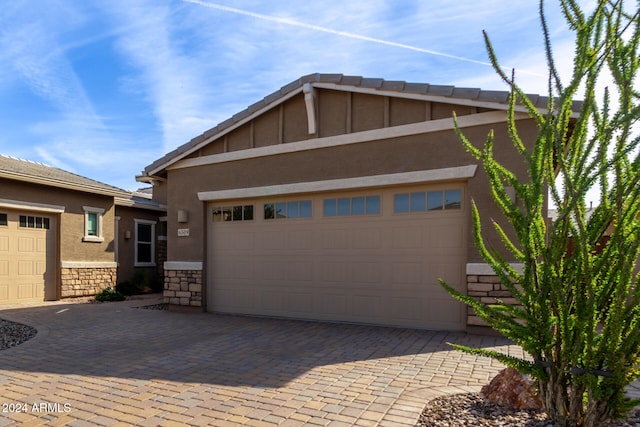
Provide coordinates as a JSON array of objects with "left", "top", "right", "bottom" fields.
[{"left": 95, "top": 287, "right": 126, "bottom": 302}]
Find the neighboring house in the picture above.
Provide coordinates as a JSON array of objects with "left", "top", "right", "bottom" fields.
[
  {"left": 138, "top": 73, "right": 581, "bottom": 331},
  {"left": 0, "top": 155, "right": 166, "bottom": 303}
]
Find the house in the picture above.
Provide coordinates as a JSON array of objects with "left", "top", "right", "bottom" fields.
[
  {"left": 0, "top": 155, "right": 166, "bottom": 303},
  {"left": 138, "top": 73, "right": 579, "bottom": 331}
]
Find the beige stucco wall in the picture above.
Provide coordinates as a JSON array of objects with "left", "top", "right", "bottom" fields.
[
  {"left": 163, "top": 117, "right": 538, "bottom": 263},
  {"left": 0, "top": 179, "right": 116, "bottom": 263},
  {"left": 115, "top": 205, "right": 164, "bottom": 286}
]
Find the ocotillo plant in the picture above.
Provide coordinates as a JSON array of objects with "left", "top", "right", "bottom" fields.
[{"left": 440, "top": 1, "right": 640, "bottom": 426}]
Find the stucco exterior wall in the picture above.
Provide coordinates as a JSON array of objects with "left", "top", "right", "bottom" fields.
[
  {"left": 115, "top": 205, "right": 164, "bottom": 287},
  {"left": 163, "top": 118, "right": 538, "bottom": 263},
  {"left": 0, "top": 179, "right": 115, "bottom": 263}
]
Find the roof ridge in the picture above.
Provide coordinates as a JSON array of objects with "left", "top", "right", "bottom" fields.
[{"left": 0, "top": 153, "right": 51, "bottom": 168}]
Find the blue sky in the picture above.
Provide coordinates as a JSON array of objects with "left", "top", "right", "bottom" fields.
[{"left": 0, "top": 1, "right": 587, "bottom": 191}]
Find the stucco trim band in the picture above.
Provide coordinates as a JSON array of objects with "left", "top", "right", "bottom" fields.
[
  {"left": 466, "top": 262, "right": 524, "bottom": 275},
  {"left": 171, "top": 111, "right": 528, "bottom": 171},
  {"left": 0, "top": 198, "right": 65, "bottom": 213},
  {"left": 61, "top": 261, "right": 118, "bottom": 268},
  {"left": 164, "top": 261, "right": 203, "bottom": 271},
  {"left": 198, "top": 165, "right": 477, "bottom": 202}
]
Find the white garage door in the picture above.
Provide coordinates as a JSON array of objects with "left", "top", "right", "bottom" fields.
[
  {"left": 0, "top": 210, "right": 56, "bottom": 303},
  {"left": 207, "top": 184, "right": 467, "bottom": 330}
]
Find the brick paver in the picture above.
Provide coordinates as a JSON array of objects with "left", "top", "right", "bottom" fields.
[{"left": 0, "top": 296, "right": 546, "bottom": 425}]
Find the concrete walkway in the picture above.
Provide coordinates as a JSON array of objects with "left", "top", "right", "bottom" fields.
[{"left": 0, "top": 296, "right": 526, "bottom": 426}]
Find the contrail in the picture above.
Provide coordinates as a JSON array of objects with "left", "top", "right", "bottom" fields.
[{"left": 182, "top": 0, "right": 494, "bottom": 67}]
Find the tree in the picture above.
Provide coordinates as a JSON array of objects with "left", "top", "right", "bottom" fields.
[{"left": 440, "top": 1, "right": 640, "bottom": 426}]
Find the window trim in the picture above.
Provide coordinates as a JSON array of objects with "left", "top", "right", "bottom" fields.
[
  {"left": 134, "top": 219, "right": 156, "bottom": 267},
  {"left": 82, "top": 206, "right": 105, "bottom": 242}
]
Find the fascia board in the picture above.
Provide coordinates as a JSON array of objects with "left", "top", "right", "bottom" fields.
[
  {"left": 197, "top": 165, "right": 478, "bottom": 202},
  {"left": 312, "top": 82, "right": 581, "bottom": 119}
]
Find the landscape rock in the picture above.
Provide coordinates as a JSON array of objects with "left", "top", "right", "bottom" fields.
[{"left": 481, "top": 367, "right": 543, "bottom": 410}]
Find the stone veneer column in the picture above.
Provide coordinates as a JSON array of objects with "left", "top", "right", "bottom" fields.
[
  {"left": 466, "top": 263, "right": 524, "bottom": 328},
  {"left": 60, "top": 262, "right": 118, "bottom": 298},
  {"left": 163, "top": 261, "right": 203, "bottom": 309}
]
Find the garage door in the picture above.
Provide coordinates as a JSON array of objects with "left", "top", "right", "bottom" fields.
[
  {"left": 0, "top": 210, "right": 56, "bottom": 303},
  {"left": 207, "top": 184, "right": 466, "bottom": 330}
]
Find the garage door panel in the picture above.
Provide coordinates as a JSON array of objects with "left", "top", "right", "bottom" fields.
[
  {"left": 261, "top": 260, "right": 286, "bottom": 280},
  {"left": 233, "top": 232, "right": 254, "bottom": 250},
  {"left": 352, "top": 295, "right": 382, "bottom": 318},
  {"left": 0, "top": 211, "right": 56, "bottom": 303},
  {"left": 321, "top": 229, "right": 349, "bottom": 249},
  {"left": 208, "top": 185, "right": 466, "bottom": 330},
  {"left": 396, "top": 297, "right": 423, "bottom": 318},
  {"left": 317, "top": 293, "right": 348, "bottom": 315},
  {"left": 392, "top": 227, "right": 423, "bottom": 249},
  {"left": 392, "top": 262, "right": 422, "bottom": 285},
  {"left": 286, "top": 230, "right": 314, "bottom": 250},
  {"left": 18, "top": 237, "right": 34, "bottom": 252},
  {"left": 286, "top": 261, "right": 313, "bottom": 281},
  {"left": 286, "top": 292, "right": 314, "bottom": 314},
  {"left": 352, "top": 262, "right": 382, "bottom": 284},
  {"left": 353, "top": 229, "right": 381, "bottom": 249},
  {"left": 257, "top": 231, "right": 284, "bottom": 250},
  {"left": 320, "top": 261, "right": 347, "bottom": 282},
  {"left": 428, "top": 297, "right": 464, "bottom": 323},
  {"left": 261, "top": 290, "right": 282, "bottom": 311},
  {"left": 431, "top": 223, "right": 464, "bottom": 248}
]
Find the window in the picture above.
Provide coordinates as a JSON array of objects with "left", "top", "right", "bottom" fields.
[
  {"left": 83, "top": 206, "right": 104, "bottom": 242},
  {"left": 265, "top": 200, "right": 312, "bottom": 220},
  {"left": 18, "top": 215, "right": 50, "bottom": 229},
  {"left": 135, "top": 220, "right": 156, "bottom": 266},
  {"left": 212, "top": 205, "right": 254, "bottom": 222},
  {"left": 394, "top": 189, "right": 462, "bottom": 213},
  {"left": 323, "top": 195, "right": 380, "bottom": 217},
  {"left": 0, "top": 213, "right": 7, "bottom": 226}
]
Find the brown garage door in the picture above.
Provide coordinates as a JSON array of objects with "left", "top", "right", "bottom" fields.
[
  {"left": 0, "top": 210, "right": 56, "bottom": 303},
  {"left": 207, "top": 184, "right": 467, "bottom": 330}
]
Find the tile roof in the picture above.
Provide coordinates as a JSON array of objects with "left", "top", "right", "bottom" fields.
[
  {"left": 0, "top": 154, "right": 130, "bottom": 197},
  {"left": 144, "top": 73, "right": 583, "bottom": 176}
]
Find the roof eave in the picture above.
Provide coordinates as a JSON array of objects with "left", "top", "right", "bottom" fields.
[{"left": 0, "top": 170, "right": 130, "bottom": 199}]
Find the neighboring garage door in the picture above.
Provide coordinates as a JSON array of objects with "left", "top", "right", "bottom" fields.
[
  {"left": 207, "top": 184, "right": 467, "bottom": 330},
  {"left": 0, "top": 210, "right": 56, "bottom": 303}
]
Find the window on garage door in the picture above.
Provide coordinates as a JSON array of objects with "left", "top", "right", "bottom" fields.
[
  {"left": 323, "top": 195, "right": 380, "bottom": 217},
  {"left": 264, "top": 200, "right": 312, "bottom": 220},
  {"left": 394, "top": 189, "right": 462, "bottom": 213},
  {"left": 19, "top": 215, "right": 50, "bottom": 229},
  {"left": 212, "top": 205, "right": 254, "bottom": 222}
]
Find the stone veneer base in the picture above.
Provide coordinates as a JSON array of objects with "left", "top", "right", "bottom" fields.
[
  {"left": 163, "top": 267, "right": 203, "bottom": 309},
  {"left": 60, "top": 267, "right": 117, "bottom": 298}
]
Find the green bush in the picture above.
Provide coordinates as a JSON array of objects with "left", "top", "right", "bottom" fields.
[
  {"left": 95, "top": 287, "right": 126, "bottom": 302},
  {"left": 115, "top": 281, "right": 139, "bottom": 296}
]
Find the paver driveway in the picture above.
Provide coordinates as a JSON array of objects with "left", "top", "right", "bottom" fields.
[{"left": 0, "top": 296, "right": 524, "bottom": 426}]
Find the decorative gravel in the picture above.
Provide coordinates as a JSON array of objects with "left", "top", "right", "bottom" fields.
[
  {"left": 0, "top": 318, "right": 37, "bottom": 351},
  {"left": 416, "top": 393, "right": 640, "bottom": 427}
]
